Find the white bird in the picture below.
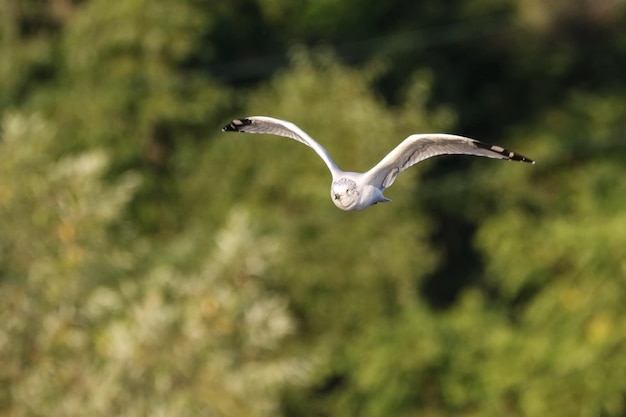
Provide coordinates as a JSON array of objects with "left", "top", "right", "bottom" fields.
[{"left": 222, "top": 116, "right": 534, "bottom": 211}]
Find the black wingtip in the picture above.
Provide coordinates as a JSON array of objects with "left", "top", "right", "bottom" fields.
[
  {"left": 475, "top": 141, "right": 535, "bottom": 164},
  {"left": 222, "top": 118, "right": 252, "bottom": 132},
  {"left": 508, "top": 153, "right": 535, "bottom": 164}
]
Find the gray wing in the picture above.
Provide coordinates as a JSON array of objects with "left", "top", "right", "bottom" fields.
[
  {"left": 363, "top": 133, "right": 535, "bottom": 189},
  {"left": 222, "top": 116, "right": 340, "bottom": 176}
]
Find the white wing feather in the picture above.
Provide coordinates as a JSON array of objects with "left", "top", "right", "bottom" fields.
[
  {"left": 363, "top": 133, "right": 534, "bottom": 189},
  {"left": 222, "top": 116, "right": 340, "bottom": 176}
]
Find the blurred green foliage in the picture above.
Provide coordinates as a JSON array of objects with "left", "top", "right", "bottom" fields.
[{"left": 1, "top": 0, "right": 625, "bottom": 416}]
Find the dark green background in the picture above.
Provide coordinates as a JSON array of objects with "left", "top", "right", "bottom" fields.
[{"left": 1, "top": 1, "right": 625, "bottom": 416}]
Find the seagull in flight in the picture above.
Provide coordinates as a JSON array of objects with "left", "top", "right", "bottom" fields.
[{"left": 222, "top": 116, "right": 534, "bottom": 211}]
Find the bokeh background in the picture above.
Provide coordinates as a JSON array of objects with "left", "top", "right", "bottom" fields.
[{"left": 2, "top": 1, "right": 625, "bottom": 416}]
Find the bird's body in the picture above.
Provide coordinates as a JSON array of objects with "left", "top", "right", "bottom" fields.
[{"left": 222, "top": 116, "right": 534, "bottom": 211}]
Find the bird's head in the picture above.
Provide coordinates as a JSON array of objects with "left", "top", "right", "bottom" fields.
[{"left": 331, "top": 178, "right": 360, "bottom": 211}]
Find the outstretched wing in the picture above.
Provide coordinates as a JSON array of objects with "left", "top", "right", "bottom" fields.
[
  {"left": 222, "top": 116, "right": 340, "bottom": 176},
  {"left": 363, "top": 133, "right": 534, "bottom": 189}
]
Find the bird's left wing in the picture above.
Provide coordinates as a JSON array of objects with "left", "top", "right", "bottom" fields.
[{"left": 363, "top": 133, "right": 534, "bottom": 189}]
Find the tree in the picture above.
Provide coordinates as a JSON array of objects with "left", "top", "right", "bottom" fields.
[
  {"left": 0, "top": 112, "right": 307, "bottom": 417},
  {"left": 3, "top": 1, "right": 626, "bottom": 416}
]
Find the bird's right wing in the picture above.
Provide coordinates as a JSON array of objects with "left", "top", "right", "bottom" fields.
[
  {"left": 222, "top": 116, "right": 340, "bottom": 176},
  {"left": 363, "top": 133, "right": 534, "bottom": 189}
]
